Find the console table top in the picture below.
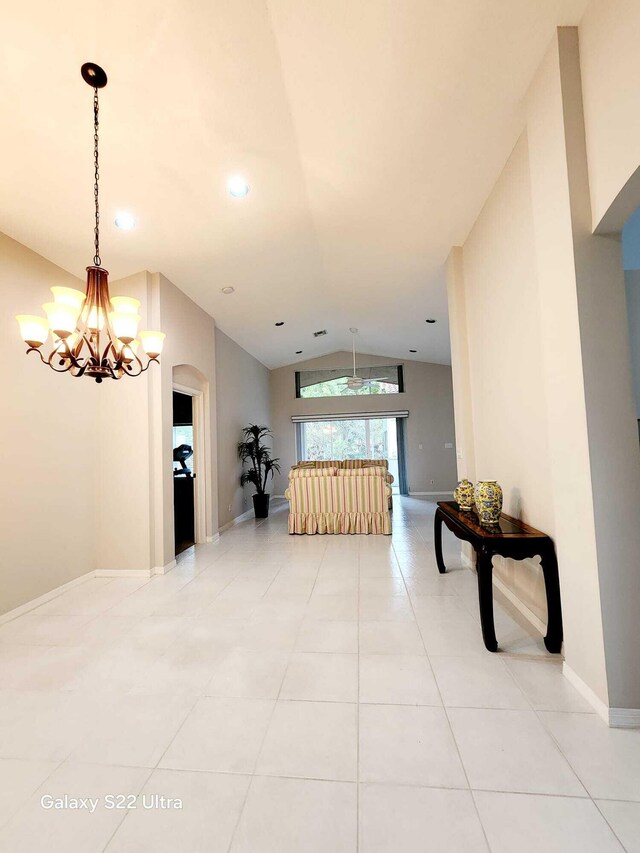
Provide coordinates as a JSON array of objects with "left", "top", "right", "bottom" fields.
[{"left": 437, "top": 501, "right": 548, "bottom": 540}]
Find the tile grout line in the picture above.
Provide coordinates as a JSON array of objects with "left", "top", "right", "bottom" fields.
[
  {"left": 224, "top": 528, "right": 327, "bottom": 853},
  {"left": 395, "top": 532, "right": 495, "bottom": 853}
]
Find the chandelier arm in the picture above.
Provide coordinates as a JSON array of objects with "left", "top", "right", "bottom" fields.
[{"left": 45, "top": 348, "right": 79, "bottom": 374}]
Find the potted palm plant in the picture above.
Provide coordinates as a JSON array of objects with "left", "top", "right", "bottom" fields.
[{"left": 238, "top": 424, "right": 281, "bottom": 518}]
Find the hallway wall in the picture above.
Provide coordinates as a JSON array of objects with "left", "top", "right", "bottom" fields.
[
  {"left": 457, "top": 133, "right": 553, "bottom": 625},
  {"left": 448, "top": 27, "right": 640, "bottom": 717},
  {"left": 215, "top": 329, "right": 271, "bottom": 529},
  {"left": 0, "top": 234, "right": 97, "bottom": 613}
]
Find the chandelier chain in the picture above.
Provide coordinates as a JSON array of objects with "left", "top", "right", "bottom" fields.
[{"left": 93, "top": 87, "right": 101, "bottom": 267}]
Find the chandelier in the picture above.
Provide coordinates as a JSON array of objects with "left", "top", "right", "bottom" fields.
[{"left": 16, "top": 63, "right": 165, "bottom": 383}]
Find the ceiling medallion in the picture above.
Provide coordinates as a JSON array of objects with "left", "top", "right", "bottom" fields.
[{"left": 16, "top": 63, "right": 165, "bottom": 383}]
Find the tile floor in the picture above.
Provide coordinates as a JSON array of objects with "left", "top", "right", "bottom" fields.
[{"left": 0, "top": 496, "right": 638, "bottom": 851}]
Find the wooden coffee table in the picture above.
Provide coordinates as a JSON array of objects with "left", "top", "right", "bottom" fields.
[{"left": 434, "top": 501, "right": 563, "bottom": 653}]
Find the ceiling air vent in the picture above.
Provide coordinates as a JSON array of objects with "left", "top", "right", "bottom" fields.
[{"left": 313, "top": 329, "right": 328, "bottom": 337}]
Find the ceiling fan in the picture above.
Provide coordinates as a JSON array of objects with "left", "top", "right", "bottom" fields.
[{"left": 340, "top": 328, "right": 388, "bottom": 390}]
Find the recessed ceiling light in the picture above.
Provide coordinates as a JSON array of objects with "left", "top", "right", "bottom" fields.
[
  {"left": 409, "top": 349, "right": 417, "bottom": 353},
  {"left": 221, "top": 286, "right": 235, "bottom": 294},
  {"left": 426, "top": 318, "right": 437, "bottom": 324},
  {"left": 114, "top": 211, "right": 136, "bottom": 230},
  {"left": 296, "top": 350, "right": 303, "bottom": 354},
  {"left": 275, "top": 321, "right": 284, "bottom": 327},
  {"left": 228, "top": 176, "right": 250, "bottom": 198}
]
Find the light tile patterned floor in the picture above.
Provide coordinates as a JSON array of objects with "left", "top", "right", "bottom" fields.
[{"left": 0, "top": 496, "right": 638, "bottom": 852}]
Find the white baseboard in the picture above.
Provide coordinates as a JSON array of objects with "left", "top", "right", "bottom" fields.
[
  {"left": 95, "top": 568, "right": 153, "bottom": 578},
  {"left": 409, "top": 491, "right": 454, "bottom": 496},
  {"left": 152, "top": 559, "right": 177, "bottom": 576},
  {"left": 219, "top": 507, "right": 255, "bottom": 534},
  {"left": 562, "top": 663, "right": 640, "bottom": 728},
  {"left": 461, "top": 552, "right": 548, "bottom": 640},
  {"left": 492, "top": 574, "right": 548, "bottom": 638},
  {"left": 562, "top": 663, "right": 609, "bottom": 722},
  {"left": 0, "top": 570, "right": 96, "bottom": 625},
  {"left": 206, "top": 534, "right": 220, "bottom": 544}
]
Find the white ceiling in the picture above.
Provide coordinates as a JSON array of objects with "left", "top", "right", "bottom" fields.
[{"left": 0, "top": 0, "right": 589, "bottom": 368}]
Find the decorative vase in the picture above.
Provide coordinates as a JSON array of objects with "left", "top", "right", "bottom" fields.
[
  {"left": 453, "top": 479, "right": 475, "bottom": 512},
  {"left": 253, "top": 493, "right": 270, "bottom": 519},
  {"left": 474, "top": 481, "right": 503, "bottom": 526}
]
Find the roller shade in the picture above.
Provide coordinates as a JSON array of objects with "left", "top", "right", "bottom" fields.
[
  {"left": 297, "top": 365, "right": 399, "bottom": 389},
  {"left": 292, "top": 411, "right": 409, "bottom": 423}
]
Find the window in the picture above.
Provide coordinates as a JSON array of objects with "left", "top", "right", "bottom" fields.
[
  {"left": 295, "top": 365, "right": 404, "bottom": 398},
  {"left": 297, "top": 417, "right": 401, "bottom": 493}
]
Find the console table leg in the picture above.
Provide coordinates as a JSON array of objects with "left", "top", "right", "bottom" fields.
[
  {"left": 434, "top": 508, "right": 447, "bottom": 574},
  {"left": 540, "top": 545, "right": 563, "bottom": 653},
  {"left": 476, "top": 549, "right": 498, "bottom": 652}
]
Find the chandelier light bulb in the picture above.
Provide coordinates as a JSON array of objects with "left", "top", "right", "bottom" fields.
[{"left": 16, "top": 315, "right": 49, "bottom": 347}]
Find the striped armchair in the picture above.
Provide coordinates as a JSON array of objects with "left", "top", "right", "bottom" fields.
[{"left": 285, "top": 468, "right": 392, "bottom": 535}]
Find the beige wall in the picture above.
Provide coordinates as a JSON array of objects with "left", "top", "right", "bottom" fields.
[
  {"left": 215, "top": 329, "right": 271, "bottom": 528},
  {"left": 580, "top": 0, "right": 640, "bottom": 229},
  {"left": 457, "top": 133, "right": 554, "bottom": 622},
  {"left": 155, "top": 274, "right": 218, "bottom": 567},
  {"left": 94, "top": 272, "right": 154, "bottom": 575},
  {"left": 0, "top": 234, "right": 97, "bottom": 613},
  {"left": 448, "top": 27, "right": 640, "bottom": 714},
  {"left": 269, "top": 351, "right": 457, "bottom": 497}
]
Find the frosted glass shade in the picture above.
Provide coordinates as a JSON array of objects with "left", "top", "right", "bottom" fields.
[
  {"left": 109, "top": 311, "right": 140, "bottom": 343},
  {"left": 42, "top": 302, "right": 80, "bottom": 337},
  {"left": 51, "top": 286, "right": 86, "bottom": 309},
  {"left": 139, "top": 330, "right": 165, "bottom": 357},
  {"left": 53, "top": 332, "right": 79, "bottom": 353},
  {"left": 120, "top": 340, "right": 139, "bottom": 362},
  {"left": 16, "top": 315, "right": 49, "bottom": 346},
  {"left": 87, "top": 306, "right": 105, "bottom": 331},
  {"left": 110, "top": 295, "right": 140, "bottom": 315}
]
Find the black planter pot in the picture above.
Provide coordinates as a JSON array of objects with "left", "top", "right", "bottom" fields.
[{"left": 253, "top": 493, "right": 270, "bottom": 519}]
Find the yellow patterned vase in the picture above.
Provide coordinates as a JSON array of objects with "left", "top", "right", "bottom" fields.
[
  {"left": 474, "top": 480, "right": 503, "bottom": 526},
  {"left": 453, "top": 479, "right": 475, "bottom": 512}
]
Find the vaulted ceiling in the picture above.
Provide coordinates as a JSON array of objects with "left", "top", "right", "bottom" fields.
[{"left": 1, "top": 0, "right": 588, "bottom": 367}]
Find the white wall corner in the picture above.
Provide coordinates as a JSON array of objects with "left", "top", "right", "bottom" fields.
[
  {"left": 563, "top": 662, "right": 640, "bottom": 728},
  {"left": 152, "top": 559, "right": 177, "bottom": 576}
]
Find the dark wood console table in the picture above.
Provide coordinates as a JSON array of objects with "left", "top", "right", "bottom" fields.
[{"left": 434, "top": 501, "right": 563, "bottom": 653}]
